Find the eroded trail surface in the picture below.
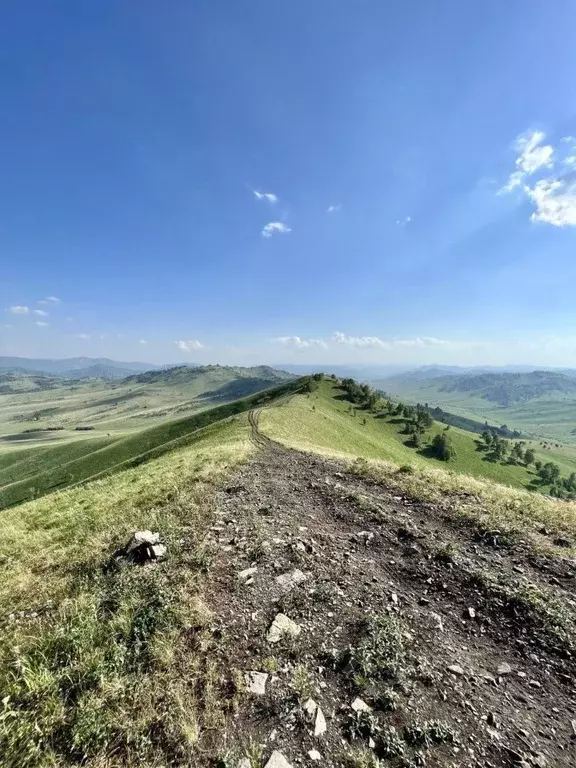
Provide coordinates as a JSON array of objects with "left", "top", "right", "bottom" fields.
[{"left": 202, "top": 429, "right": 576, "bottom": 767}]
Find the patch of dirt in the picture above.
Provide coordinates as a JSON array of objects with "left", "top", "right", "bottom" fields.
[{"left": 199, "top": 413, "right": 576, "bottom": 767}]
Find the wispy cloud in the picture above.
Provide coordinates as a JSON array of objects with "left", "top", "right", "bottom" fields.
[
  {"left": 333, "top": 331, "right": 391, "bottom": 349},
  {"left": 7, "top": 305, "right": 29, "bottom": 314},
  {"left": 139, "top": 339, "right": 148, "bottom": 345},
  {"left": 253, "top": 190, "right": 278, "bottom": 204},
  {"left": 396, "top": 215, "right": 411, "bottom": 226},
  {"left": 262, "top": 221, "right": 291, "bottom": 238},
  {"left": 327, "top": 204, "right": 341, "bottom": 214},
  {"left": 76, "top": 333, "right": 90, "bottom": 340},
  {"left": 33, "top": 309, "right": 48, "bottom": 317},
  {"left": 38, "top": 296, "right": 61, "bottom": 305},
  {"left": 175, "top": 339, "right": 205, "bottom": 352},
  {"left": 500, "top": 130, "right": 576, "bottom": 227},
  {"left": 273, "top": 336, "right": 328, "bottom": 350},
  {"left": 35, "top": 321, "right": 49, "bottom": 327}
]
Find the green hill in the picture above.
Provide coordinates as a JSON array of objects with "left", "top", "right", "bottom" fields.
[
  {"left": 0, "top": 364, "right": 296, "bottom": 444},
  {"left": 374, "top": 370, "right": 576, "bottom": 444},
  {"left": 0, "top": 376, "right": 302, "bottom": 510},
  {"left": 260, "top": 378, "right": 576, "bottom": 493}
]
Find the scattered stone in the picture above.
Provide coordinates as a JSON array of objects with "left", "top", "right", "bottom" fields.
[
  {"left": 497, "top": 662, "right": 512, "bottom": 675},
  {"left": 356, "top": 530, "right": 374, "bottom": 545},
  {"left": 390, "top": 592, "right": 399, "bottom": 605},
  {"left": 267, "top": 613, "right": 301, "bottom": 644},
  {"left": 351, "top": 697, "right": 371, "bottom": 712},
  {"left": 264, "top": 751, "right": 293, "bottom": 768},
  {"left": 465, "top": 607, "right": 476, "bottom": 619},
  {"left": 245, "top": 671, "right": 268, "bottom": 695},
  {"left": 119, "top": 530, "right": 166, "bottom": 564},
  {"left": 314, "top": 706, "right": 327, "bottom": 737},
  {"left": 275, "top": 569, "right": 307, "bottom": 591},
  {"left": 431, "top": 612, "right": 444, "bottom": 632},
  {"left": 448, "top": 664, "right": 465, "bottom": 676},
  {"left": 308, "top": 750, "right": 322, "bottom": 761},
  {"left": 532, "top": 754, "right": 548, "bottom": 768},
  {"left": 529, "top": 679, "right": 542, "bottom": 688},
  {"left": 238, "top": 566, "right": 258, "bottom": 581},
  {"left": 303, "top": 698, "right": 318, "bottom": 717},
  {"left": 238, "top": 759, "right": 251, "bottom": 768},
  {"left": 571, "top": 719, "right": 576, "bottom": 737}
]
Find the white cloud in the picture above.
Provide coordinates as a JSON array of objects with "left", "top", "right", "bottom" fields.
[
  {"left": 396, "top": 215, "right": 411, "bottom": 226},
  {"left": 7, "top": 305, "right": 29, "bottom": 314},
  {"left": 274, "top": 336, "right": 328, "bottom": 350},
  {"left": 76, "top": 333, "right": 90, "bottom": 339},
  {"left": 35, "top": 321, "right": 49, "bottom": 327},
  {"left": 501, "top": 131, "right": 554, "bottom": 193},
  {"left": 333, "top": 332, "right": 391, "bottom": 349},
  {"left": 499, "top": 130, "right": 576, "bottom": 226},
  {"left": 253, "top": 190, "right": 278, "bottom": 204},
  {"left": 38, "top": 296, "right": 61, "bottom": 305},
  {"left": 139, "top": 339, "right": 148, "bottom": 345},
  {"left": 327, "top": 204, "right": 341, "bottom": 213},
  {"left": 262, "top": 221, "right": 291, "bottom": 238},
  {"left": 175, "top": 339, "right": 205, "bottom": 352},
  {"left": 33, "top": 309, "right": 48, "bottom": 316},
  {"left": 526, "top": 179, "right": 576, "bottom": 227}
]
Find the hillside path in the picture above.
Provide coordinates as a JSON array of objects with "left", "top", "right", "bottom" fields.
[{"left": 198, "top": 421, "right": 576, "bottom": 767}]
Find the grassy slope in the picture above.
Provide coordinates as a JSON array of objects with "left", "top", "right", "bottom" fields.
[
  {"left": 0, "top": 364, "right": 294, "bottom": 444},
  {"left": 260, "top": 380, "right": 576, "bottom": 492},
  {"left": 0, "top": 415, "right": 255, "bottom": 766},
  {"left": 0, "top": 378, "right": 302, "bottom": 510},
  {"left": 378, "top": 376, "right": 576, "bottom": 445},
  {"left": 262, "top": 380, "right": 576, "bottom": 539}
]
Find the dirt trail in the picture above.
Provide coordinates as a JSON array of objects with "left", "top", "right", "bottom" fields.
[{"left": 200, "top": 420, "right": 576, "bottom": 767}]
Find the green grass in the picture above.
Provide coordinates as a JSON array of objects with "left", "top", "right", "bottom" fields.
[
  {"left": 261, "top": 381, "right": 576, "bottom": 492},
  {"left": 261, "top": 380, "right": 576, "bottom": 540},
  {"left": 0, "top": 378, "right": 303, "bottom": 510},
  {"left": 378, "top": 375, "right": 576, "bottom": 445},
  {"left": 0, "top": 364, "right": 294, "bottom": 445},
  {"left": 0, "top": 415, "right": 255, "bottom": 767}
]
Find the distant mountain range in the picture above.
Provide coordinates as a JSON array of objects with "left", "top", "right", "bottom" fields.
[{"left": 0, "top": 356, "right": 160, "bottom": 379}]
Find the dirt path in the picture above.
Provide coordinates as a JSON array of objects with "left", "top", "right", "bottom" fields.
[{"left": 200, "top": 429, "right": 576, "bottom": 767}]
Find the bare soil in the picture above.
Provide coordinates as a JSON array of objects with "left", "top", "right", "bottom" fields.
[{"left": 199, "top": 413, "right": 576, "bottom": 767}]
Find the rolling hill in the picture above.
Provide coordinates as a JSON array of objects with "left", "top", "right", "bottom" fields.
[
  {"left": 373, "top": 369, "right": 576, "bottom": 443},
  {"left": 2, "top": 374, "right": 576, "bottom": 766},
  {"left": 0, "top": 364, "right": 296, "bottom": 445}
]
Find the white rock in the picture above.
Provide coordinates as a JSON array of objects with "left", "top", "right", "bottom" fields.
[
  {"left": 275, "top": 569, "right": 307, "bottom": 591},
  {"left": 264, "top": 751, "right": 293, "bottom": 768},
  {"left": 308, "top": 750, "right": 322, "bottom": 761},
  {"left": 267, "top": 613, "right": 301, "bottom": 644},
  {"left": 448, "top": 664, "right": 464, "bottom": 676},
  {"left": 150, "top": 543, "right": 167, "bottom": 560},
  {"left": 238, "top": 566, "right": 258, "bottom": 581},
  {"left": 431, "top": 612, "right": 444, "bottom": 632},
  {"left": 238, "top": 760, "right": 251, "bottom": 768},
  {"left": 126, "top": 530, "right": 159, "bottom": 552},
  {"left": 303, "top": 698, "right": 318, "bottom": 717},
  {"left": 497, "top": 662, "right": 512, "bottom": 675},
  {"left": 314, "top": 706, "right": 327, "bottom": 737},
  {"left": 351, "top": 697, "right": 371, "bottom": 712},
  {"left": 245, "top": 671, "right": 268, "bottom": 695}
]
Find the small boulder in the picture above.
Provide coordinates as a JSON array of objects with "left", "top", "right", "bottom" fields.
[
  {"left": 448, "top": 664, "right": 465, "bottom": 676},
  {"left": 264, "top": 751, "right": 293, "bottom": 768},
  {"left": 497, "top": 662, "right": 512, "bottom": 675},
  {"left": 351, "top": 697, "right": 371, "bottom": 713},
  {"left": 267, "top": 613, "right": 301, "bottom": 644},
  {"left": 245, "top": 671, "right": 268, "bottom": 695},
  {"left": 308, "top": 750, "right": 322, "bottom": 761},
  {"left": 314, "top": 706, "right": 327, "bottom": 737},
  {"left": 238, "top": 566, "right": 258, "bottom": 581},
  {"left": 121, "top": 530, "right": 166, "bottom": 563},
  {"left": 275, "top": 569, "right": 307, "bottom": 591}
]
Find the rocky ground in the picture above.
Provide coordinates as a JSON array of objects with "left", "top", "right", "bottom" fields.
[{"left": 199, "top": 413, "right": 576, "bottom": 768}]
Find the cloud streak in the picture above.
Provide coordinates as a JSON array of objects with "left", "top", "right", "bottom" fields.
[
  {"left": 262, "top": 221, "right": 291, "bottom": 238},
  {"left": 175, "top": 339, "right": 205, "bottom": 352},
  {"left": 38, "top": 296, "right": 61, "bottom": 305},
  {"left": 7, "top": 305, "right": 29, "bottom": 314},
  {"left": 253, "top": 190, "right": 278, "bottom": 204},
  {"left": 274, "top": 336, "right": 328, "bottom": 350}
]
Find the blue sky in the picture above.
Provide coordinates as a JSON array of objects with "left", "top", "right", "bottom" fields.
[{"left": 2, "top": 1, "right": 576, "bottom": 367}]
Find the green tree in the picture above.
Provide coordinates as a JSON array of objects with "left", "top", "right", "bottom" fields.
[
  {"left": 523, "top": 448, "right": 535, "bottom": 466},
  {"left": 430, "top": 432, "right": 456, "bottom": 461}
]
